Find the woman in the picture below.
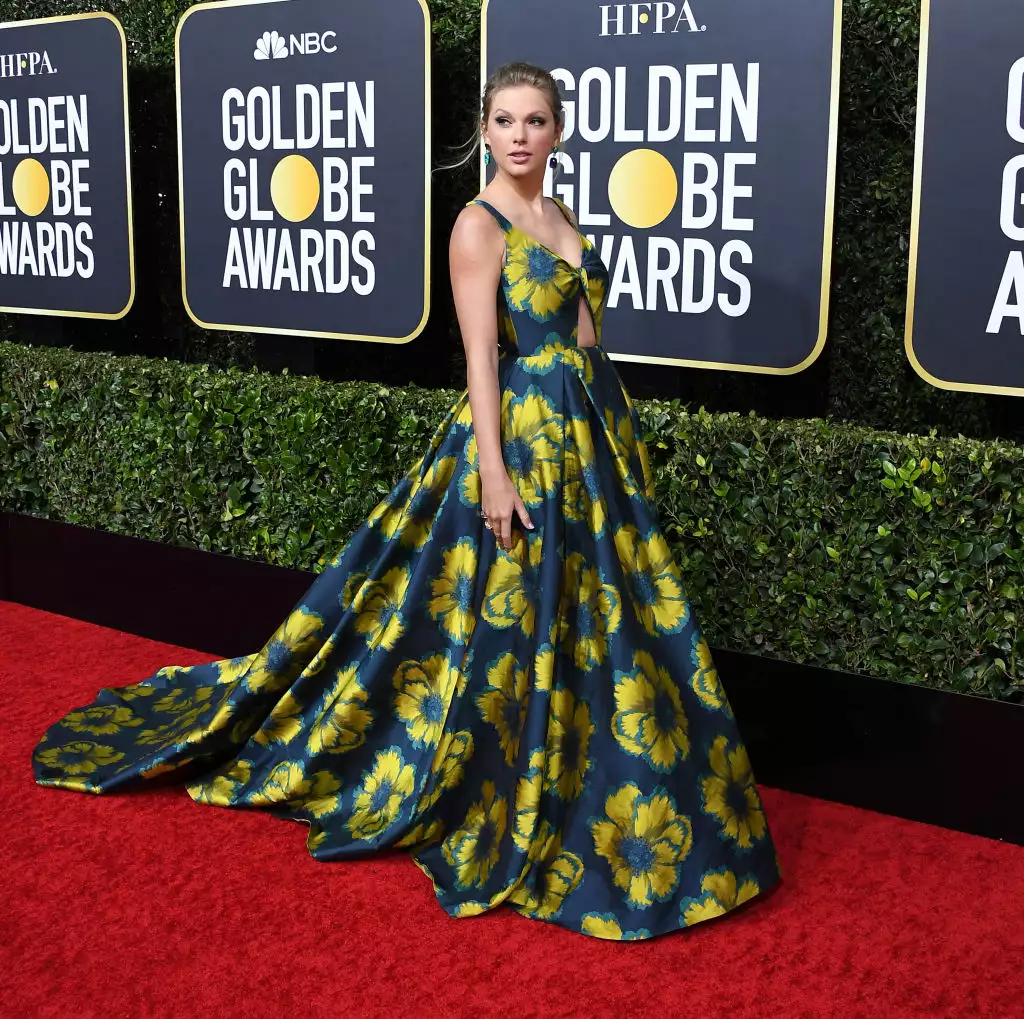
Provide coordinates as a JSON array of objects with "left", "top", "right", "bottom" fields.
[{"left": 33, "top": 62, "right": 782, "bottom": 940}]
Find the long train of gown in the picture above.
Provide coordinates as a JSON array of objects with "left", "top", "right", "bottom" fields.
[{"left": 33, "top": 197, "right": 782, "bottom": 940}]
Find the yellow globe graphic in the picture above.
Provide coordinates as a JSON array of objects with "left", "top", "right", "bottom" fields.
[
  {"left": 12, "top": 158, "right": 50, "bottom": 217},
  {"left": 607, "top": 149, "right": 677, "bottom": 229},
  {"left": 270, "top": 154, "right": 320, "bottom": 223}
]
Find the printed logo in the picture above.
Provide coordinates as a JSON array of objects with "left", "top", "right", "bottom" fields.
[
  {"left": 0, "top": 50, "right": 57, "bottom": 77},
  {"left": 598, "top": 2, "right": 705, "bottom": 36},
  {"left": 252, "top": 29, "right": 338, "bottom": 60},
  {"left": 253, "top": 30, "right": 287, "bottom": 60}
]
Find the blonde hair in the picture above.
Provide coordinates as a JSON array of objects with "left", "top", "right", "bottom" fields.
[{"left": 437, "top": 61, "right": 564, "bottom": 172}]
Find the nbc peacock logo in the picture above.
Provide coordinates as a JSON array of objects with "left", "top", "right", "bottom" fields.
[{"left": 254, "top": 30, "right": 287, "bottom": 60}]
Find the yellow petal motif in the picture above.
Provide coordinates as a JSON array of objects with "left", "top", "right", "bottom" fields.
[
  {"left": 353, "top": 567, "right": 411, "bottom": 653},
  {"left": 61, "top": 705, "right": 143, "bottom": 735},
  {"left": 613, "top": 525, "right": 688, "bottom": 635},
  {"left": 545, "top": 688, "right": 594, "bottom": 801},
  {"left": 393, "top": 652, "right": 462, "bottom": 749},
  {"left": 428, "top": 539, "right": 478, "bottom": 645},
  {"left": 306, "top": 665, "right": 372, "bottom": 755},
  {"left": 612, "top": 650, "right": 690, "bottom": 773},
  {"left": 509, "top": 830, "right": 584, "bottom": 920},
  {"left": 480, "top": 532, "right": 541, "bottom": 638},
  {"left": 476, "top": 652, "right": 530, "bottom": 766},
  {"left": 418, "top": 729, "right": 475, "bottom": 811},
  {"left": 590, "top": 783, "right": 693, "bottom": 908},
  {"left": 347, "top": 747, "right": 416, "bottom": 842},
  {"left": 35, "top": 740, "right": 125, "bottom": 777},
  {"left": 580, "top": 913, "right": 651, "bottom": 941},
  {"left": 244, "top": 607, "right": 325, "bottom": 693},
  {"left": 559, "top": 553, "right": 621, "bottom": 672},
  {"left": 680, "top": 868, "right": 761, "bottom": 926},
  {"left": 505, "top": 237, "right": 574, "bottom": 321},
  {"left": 254, "top": 691, "right": 305, "bottom": 747},
  {"left": 564, "top": 421, "right": 607, "bottom": 536},
  {"left": 442, "top": 780, "right": 508, "bottom": 889},
  {"left": 691, "top": 636, "right": 732, "bottom": 715},
  {"left": 701, "top": 735, "right": 768, "bottom": 848},
  {"left": 248, "top": 761, "right": 311, "bottom": 806},
  {"left": 501, "top": 389, "right": 564, "bottom": 508}
]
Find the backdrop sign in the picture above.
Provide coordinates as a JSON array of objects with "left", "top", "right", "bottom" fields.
[
  {"left": 0, "top": 13, "right": 134, "bottom": 319},
  {"left": 482, "top": 0, "right": 841, "bottom": 372},
  {"left": 907, "top": 1, "right": 1024, "bottom": 396},
  {"left": 177, "top": 0, "right": 430, "bottom": 343}
]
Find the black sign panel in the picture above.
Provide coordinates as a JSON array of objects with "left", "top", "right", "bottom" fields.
[
  {"left": 483, "top": 0, "right": 840, "bottom": 373},
  {"left": 177, "top": 0, "right": 430, "bottom": 343},
  {"left": 0, "top": 13, "right": 134, "bottom": 319},
  {"left": 907, "top": 0, "right": 1024, "bottom": 396}
]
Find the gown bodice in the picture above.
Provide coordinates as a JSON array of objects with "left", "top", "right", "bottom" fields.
[{"left": 468, "top": 198, "right": 609, "bottom": 359}]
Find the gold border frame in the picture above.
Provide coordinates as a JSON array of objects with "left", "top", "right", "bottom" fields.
[
  {"left": 176, "top": 0, "right": 431, "bottom": 344},
  {"left": 479, "top": 0, "right": 842, "bottom": 374},
  {"left": 0, "top": 11, "right": 136, "bottom": 320},
  {"left": 904, "top": 0, "right": 1024, "bottom": 396}
]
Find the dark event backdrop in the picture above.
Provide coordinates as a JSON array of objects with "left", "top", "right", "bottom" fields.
[{"left": 0, "top": 0, "right": 1020, "bottom": 441}]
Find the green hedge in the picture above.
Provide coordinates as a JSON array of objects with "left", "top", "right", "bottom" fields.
[
  {"left": 0, "top": 0, "right": 1018, "bottom": 438},
  {"left": 3, "top": 341, "right": 1022, "bottom": 703}
]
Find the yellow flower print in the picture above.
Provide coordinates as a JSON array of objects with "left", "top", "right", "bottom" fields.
[
  {"left": 533, "top": 643, "right": 555, "bottom": 693},
  {"left": 153, "top": 686, "right": 214, "bottom": 714},
  {"left": 47, "top": 776, "right": 102, "bottom": 794},
  {"left": 116, "top": 683, "right": 157, "bottom": 701},
  {"left": 612, "top": 650, "right": 690, "bottom": 773},
  {"left": 545, "top": 688, "right": 595, "bottom": 801},
  {"left": 680, "top": 868, "right": 761, "bottom": 926},
  {"left": 701, "top": 736, "right": 768, "bottom": 848},
  {"left": 36, "top": 740, "right": 124, "bottom": 776},
  {"left": 458, "top": 434, "right": 481, "bottom": 509},
  {"left": 559, "top": 553, "right": 621, "bottom": 671},
  {"left": 303, "top": 771, "right": 343, "bottom": 818},
  {"left": 367, "top": 476, "right": 414, "bottom": 540},
  {"left": 253, "top": 691, "right": 305, "bottom": 747},
  {"left": 341, "top": 571, "right": 368, "bottom": 611},
  {"left": 354, "top": 567, "right": 411, "bottom": 652},
  {"left": 61, "top": 705, "right": 142, "bottom": 735},
  {"left": 245, "top": 606, "right": 325, "bottom": 693},
  {"left": 505, "top": 238, "right": 574, "bottom": 320},
  {"left": 306, "top": 665, "right": 372, "bottom": 755},
  {"left": 428, "top": 539, "right": 478, "bottom": 645},
  {"left": 395, "top": 819, "right": 444, "bottom": 850},
  {"left": 564, "top": 423, "right": 607, "bottom": 536},
  {"left": 393, "top": 652, "right": 462, "bottom": 749},
  {"left": 307, "top": 827, "right": 328, "bottom": 852},
  {"left": 518, "top": 334, "right": 569, "bottom": 374},
  {"left": 419, "top": 729, "right": 474, "bottom": 811},
  {"left": 214, "top": 655, "right": 253, "bottom": 686},
  {"left": 481, "top": 531, "right": 541, "bottom": 637},
  {"left": 442, "top": 780, "right": 508, "bottom": 889},
  {"left": 602, "top": 407, "right": 642, "bottom": 498},
  {"left": 691, "top": 635, "right": 733, "bottom": 715},
  {"left": 140, "top": 759, "right": 192, "bottom": 781},
  {"left": 580, "top": 913, "right": 650, "bottom": 941},
  {"left": 510, "top": 829, "right": 584, "bottom": 920},
  {"left": 348, "top": 747, "right": 416, "bottom": 841},
  {"left": 401, "top": 456, "right": 458, "bottom": 548},
  {"left": 476, "top": 652, "right": 530, "bottom": 766},
  {"left": 591, "top": 783, "right": 693, "bottom": 908},
  {"left": 501, "top": 388, "right": 564, "bottom": 508},
  {"left": 247, "top": 761, "right": 311, "bottom": 806},
  {"left": 613, "top": 524, "right": 689, "bottom": 636},
  {"left": 512, "top": 749, "right": 545, "bottom": 852},
  {"left": 188, "top": 759, "right": 252, "bottom": 805}
]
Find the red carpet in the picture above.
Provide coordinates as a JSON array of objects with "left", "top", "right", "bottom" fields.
[{"left": 3, "top": 600, "right": 1022, "bottom": 1018}]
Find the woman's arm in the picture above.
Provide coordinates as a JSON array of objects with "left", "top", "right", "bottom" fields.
[{"left": 449, "top": 206, "right": 534, "bottom": 552}]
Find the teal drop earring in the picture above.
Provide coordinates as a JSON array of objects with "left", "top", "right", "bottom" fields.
[
  {"left": 549, "top": 145, "right": 559, "bottom": 169},
  {"left": 484, "top": 145, "right": 491, "bottom": 166}
]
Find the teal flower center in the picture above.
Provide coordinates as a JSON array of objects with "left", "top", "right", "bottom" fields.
[
  {"left": 727, "top": 783, "right": 750, "bottom": 818},
  {"left": 527, "top": 246, "right": 556, "bottom": 283},
  {"left": 654, "top": 690, "right": 678, "bottom": 733},
  {"left": 454, "top": 573, "right": 473, "bottom": 610},
  {"left": 502, "top": 697, "right": 523, "bottom": 737},
  {"left": 575, "top": 601, "right": 595, "bottom": 637},
  {"left": 620, "top": 835, "right": 655, "bottom": 875},
  {"left": 582, "top": 465, "right": 601, "bottom": 501},
  {"left": 630, "top": 569, "right": 658, "bottom": 607},
  {"left": 369, "top": 779, "right": 393, "bottom": 814},
  {"left": 504, "top": 436, "right": 534, "bottom": 476},
  {"left": 476, "top": 820, "right": 496, "bottom": 859},
  {"left": 378, "top": 602, "right": 398, "bottom": 628},
  {"left": 422, "top": 692, "right": 445, "bottom": 724},
  {"left": 266, "top": 639, "right": 292, "bottom": 672}
]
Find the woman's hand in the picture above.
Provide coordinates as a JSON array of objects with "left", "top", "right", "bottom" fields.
[{"left": 481, "top": 470, "right": 534, "bottom": 552}]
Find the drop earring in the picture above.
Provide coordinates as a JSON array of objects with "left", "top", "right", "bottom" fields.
[
  {"left": 549, "top": 145, "right": 559, "bottom": 169},
  {"left": 484, "top": 145, "right": 491, "bottom": 166}
]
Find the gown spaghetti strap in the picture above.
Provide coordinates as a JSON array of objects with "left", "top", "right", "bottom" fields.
[{"left": 32, "top": 196, "right": 782, "bottom": 940}]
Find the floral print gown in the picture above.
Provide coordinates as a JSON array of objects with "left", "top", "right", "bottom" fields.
[{"left": 33, "top": 197, "right": 782, "bottom": 940}]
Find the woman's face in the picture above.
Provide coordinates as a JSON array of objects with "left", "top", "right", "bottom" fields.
[{"left": 482, "top": 85, "right": 561, "bottom": 179}]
